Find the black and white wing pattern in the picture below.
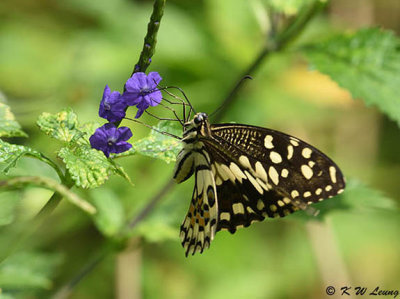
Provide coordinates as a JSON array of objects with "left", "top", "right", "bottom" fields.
[
  {"left": 174, "top": 113, "right": 345, "bottom": 256},
  {"left": 207, "top": 124, "right": 345, "bottom": 233}
]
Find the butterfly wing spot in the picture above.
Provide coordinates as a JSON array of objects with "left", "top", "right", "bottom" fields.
[
  {"left": 290, "top": 139, "right": 299, "bottom": 146},
  {"left": 291, "top": 190, "right": 300, "bottom": 198},
  {"left": 329, "top": 166, "right": 337, "bottom": 183},
  {"left": 229, "top": 162, "right": 247, "bottom": 183},
  {"left": 268, "top": 166, "right": 279, "bottom": 185},
  {"left": 257, "top": 199, "right": 265, "bottom": 211},
  {"left": 287, "top": 145, "right": 294, "bottom": 159},
  {"left": 304, "top": 191, "right": 312, "bottom": 198},
  {"left": 244, "top": 170, "right": 264, "bottom": 194},
  {"left": 232, "top": 202, "right": 245, "bottom": 214},
  {"left": 239, "top": 155, "right": 252, "bottom": 169},
  {"left": 220, "top": 212, "right": 231, "bottom": 221},
  {"left": 281, "top": 169, "right": 289, "bottom": 178},
  {"left": 302, "top": 148, "right": 312, "bottom": 159},
  {"left": 315, "top": 188, "right": 323, "bottom": 195},
  {"left": 325, "top": 185, "right": 332, "bottom": 191},
  {"left": 270, "top": 204, "right": 278, "bottom": 212},
  {"left": 301, "top": 164, "right": 313, "bottom": 180},
  {"left": 264, "top": 135, "right": 274, "bottom": 149},
  {"left": 269, "top": 151, "right": 283, "bottom": 164},
  {"left": 255, "top": 161, "right": 268, "bottom": 182}
]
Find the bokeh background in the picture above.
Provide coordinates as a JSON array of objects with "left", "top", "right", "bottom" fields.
[{"left": 1, "top": 0, "right": 400, "bottom": 298}]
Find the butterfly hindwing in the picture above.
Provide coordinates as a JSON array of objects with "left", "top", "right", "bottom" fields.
[{"left": 179, "top": 150, "right": 218, "bottom": 256}]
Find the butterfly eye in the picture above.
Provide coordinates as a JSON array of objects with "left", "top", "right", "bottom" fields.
[{"left": 194, "top": 115, "right": 203, "bottom": 125}]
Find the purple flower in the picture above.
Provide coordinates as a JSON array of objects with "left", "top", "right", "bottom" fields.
[
  {"left": 89, "top": 123, "right": 132, "bottom": 157},
  {"left": 122, "top": 72, "right": 163, "bottom": 118},
  {"left": 99, "top": 85, "right": 128, "bottom": 122}
]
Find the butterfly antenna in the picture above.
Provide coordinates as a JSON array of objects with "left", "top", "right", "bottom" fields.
[
  {"left": 209, "top": 75, "right": 253, "bottom": 119},
  {"left": 161, "top": 86, "right": 196, "bottom": 122},
  {"left": 124, "top": 117, "right": 182, "bottom": 140}
]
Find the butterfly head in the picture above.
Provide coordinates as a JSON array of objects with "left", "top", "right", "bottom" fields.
[{"left": 183, "top": 112, "right": 211, "bottom": 139}]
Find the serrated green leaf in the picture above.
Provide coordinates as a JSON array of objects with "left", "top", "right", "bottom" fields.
[
  {"left": 0, "top": 251, "right": 62, "bottom": 290},
  {"left": 90, "top": 188, "right": 124, "bottom": 237},
  {"left": 0, "top": 140, "right": 42, "bottom": 174},
  {"left": 303, "top": 28, "right": 400, "bottom": 126},
  {"left": 263, "top": 0, "right": 316, "bottom": 15},
  {"left": 59, "top": 146, "right": 113, "bottom": 188},
  {"left": 0, "top": 102, "right": 27, "bottom": 138},
  {"left": 133, "top": 121, "right": 182, "bottom": 164},
  {"left": 36, "top": 108, "right": 80, "bottom": 142}
]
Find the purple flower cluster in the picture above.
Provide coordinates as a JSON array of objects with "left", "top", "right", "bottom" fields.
[{"left": 90, "top": 72, "right": 163, "bottom": 157}]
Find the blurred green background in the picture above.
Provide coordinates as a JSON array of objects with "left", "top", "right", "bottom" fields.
[{"left": 1, "top": 0, "right": 400, "bottom": 298}]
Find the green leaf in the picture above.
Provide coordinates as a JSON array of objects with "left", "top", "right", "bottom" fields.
[
  {"left": 36, "top": 108, "right": 80, "bottom": 142},
  {"left": 0, "top": 192, "right": 20, "bottom": 226},
  {"left": 264, "top": 0, "right": 316, "bottom": 15},
  {"left": 90, "top": 188, "right": 124, "bottom": 237},
  {"left": 132, "top": 121, "right": 182, "bottom": 164},
  {"left": 0, "top": 251, "right": 62, "bottom": 290},
  {"left": 0, "top": 139, "right": 42, "bottom": 174},
  {"left": 294, "top": 179, "right": 398, "bottom": 221},
  {"left": 0, "top": 102, "right": 27, "bottom": 138},
  {"left": 303, "top": 28, "right": 400, "bottom": 126},
  {"left": 58, "top": 146, "right": 114, "bottom": 189}
]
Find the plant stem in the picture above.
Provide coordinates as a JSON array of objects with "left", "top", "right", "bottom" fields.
[
  {"left": 131, "top": 0, "right": 166, "bottom": 75},
  {"left": 213, "top": 0, "right": 326, "bottom": 122}
]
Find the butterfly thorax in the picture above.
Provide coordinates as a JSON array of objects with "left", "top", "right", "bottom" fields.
[{"left": 182, "top": 112, "right": 211, "bottom": 142}]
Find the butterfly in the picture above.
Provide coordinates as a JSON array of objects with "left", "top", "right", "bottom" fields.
[{"left": 173, "top": 112, "right": 345, "bottom": 256}]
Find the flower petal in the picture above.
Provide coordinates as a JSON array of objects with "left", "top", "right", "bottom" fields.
[
  {"left": 118, "top": 126, "right": 133, "bottom": 141},
  {"left": 147, "top": 72, "right": 162, "bottom": 88}
]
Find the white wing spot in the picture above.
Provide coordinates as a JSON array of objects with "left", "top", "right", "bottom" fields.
[
  {"left": 338, "top": 189, "right": 344, "bottom": 194},
  {"left": 287, "top": 145, "right": 294, "bottom": 160},
  {"left": 291, "top": 190, "right": 299, "bottom": 198},
  {"left": 301, "top": 164, "right": 313, "bottom": 180},
  {"left": 277, "top": 200, "right": 285, "bottom": 207},
  {"left": 232, "top": 203, "right": 245, "bottom": 215},
  {"left": 290, "top": 139, "right": 299, "bottom": 146},
  {"left": 264, "top": 135, "right": 274, "bottom": 149},
  {"left": 325, "top": 185, "right": 332, "bottom": 191},
  {"left": 257, "top": 199, "right": 265, "bottom": 211},
  {"left": 255, "top": 161, "right": 268, "bottom": 182},
  {"left": 281, "top": 169, "right": 289, "bottom": 178},
  {"left": 283, "top": 197, "right": 291, "bottom": 204},
  {"left": 270, "top": 151, "right": 282, "bottom": 164},
  {"left": 220, "top": 212, "right": 230, "bottom": 221},
  {"left": 318, "top": 198, "right": 324, "bottom": 202},
  {"left": 245, "top": 171, "right": 264, "bottom": 194},
  {"left": 247, "top": 206, "right": 256, "bottom": 214},
  {"left": 220, "top": 163, "right": 236, "bottom": 183},
  {"left": 302, "top": 148, "right": 312, "bottom": 159},
  {"left": 329, "top": 166, "right": 337, "bottom": 183},
  {"left": 308, "top": 161, "right": 315, "bottom": 167},
  {"left": 268, "top": 166, "right": 279, "bottom": 185},
  {"left": 315, "top": 188, "right": 323, "bottom": 195},
  {"left": 239, "top": 155, "right": 252, "bottom": 169},
  {"left": 304, "top": 191, "right": 312, "bottom": 198},
  {"left": 230, "top": 162, "right": 246, "bottom": 182},
  {"left": 270, "top": 204, "right": 277, "bottom": 212}
]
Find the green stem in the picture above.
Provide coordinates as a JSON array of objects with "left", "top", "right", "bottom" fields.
[
  {"left": 213, "top": 0, "right": 326, "bottom": 122},
  {"left": 131, "top": 0, "right": 166, "bottom": 75}
]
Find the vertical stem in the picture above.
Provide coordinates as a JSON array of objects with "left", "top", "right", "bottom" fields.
[{"left": 131, "top": 0, "right": 166, "bottom": 75}]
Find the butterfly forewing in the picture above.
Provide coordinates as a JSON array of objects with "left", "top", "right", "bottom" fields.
[{"left": 210, "top": 124, "right": 345, "bottom": 204}]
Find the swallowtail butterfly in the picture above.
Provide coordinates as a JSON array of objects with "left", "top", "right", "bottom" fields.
[{"left": 173, "top": 112, "right": 345, "bottom": 256}]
